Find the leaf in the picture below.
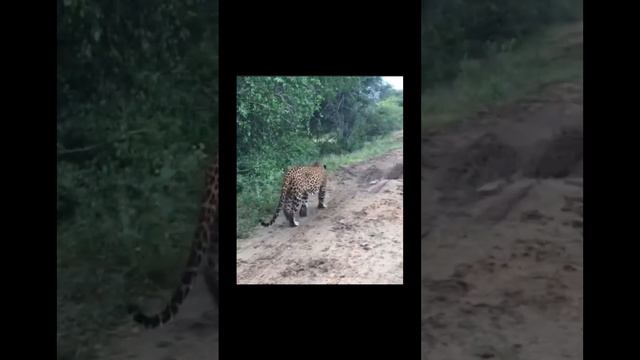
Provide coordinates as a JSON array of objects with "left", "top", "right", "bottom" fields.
[{"left": 93, "top": 27, "right": 102, "bottom": 42}]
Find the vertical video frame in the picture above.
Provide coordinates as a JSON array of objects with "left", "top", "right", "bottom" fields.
[{"left": 236, "top": 76, "right": 404, "bottom": 285}]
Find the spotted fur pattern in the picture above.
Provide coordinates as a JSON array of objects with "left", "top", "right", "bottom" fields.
[
  {"left": 261, "top": 162, "right": 328, "bottom": 227},
  {"left": 131, "top": 155, "right": 219, "bottom": 329}
]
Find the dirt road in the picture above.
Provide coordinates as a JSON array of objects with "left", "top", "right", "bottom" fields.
[
  {"left": 97, "top": 274, "right": 218, "bottom": 360},
  {"left": 421, "top": 80, "right": 583, "bottom": 359},
  {"left": 237, "top": 142, "right": 404, "bottom": 284}
]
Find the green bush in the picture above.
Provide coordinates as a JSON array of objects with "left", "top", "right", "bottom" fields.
[
  {"left": 422, "top": 0, "right": 583, "bottom": 88},
  {"left": 364, "top": 95, "right": 403, "bottom": 137}
]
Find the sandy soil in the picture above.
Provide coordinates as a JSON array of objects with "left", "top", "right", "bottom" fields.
[
  {"left": 237, "top": 142, "right": 404, "bottom": 284},
  {"left": 421, "top": 80, "right": 583, "bottom": 359},
  {"left": 97, "top": 275, "right": 219, "bottom": 360}
]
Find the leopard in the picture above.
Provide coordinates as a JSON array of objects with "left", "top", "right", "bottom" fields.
[
  {"left": 129, "top": 154, "right": 219, "bottom": 329},
  {"left": 260, "top": 162, "right": 328, "bottom": 227}
]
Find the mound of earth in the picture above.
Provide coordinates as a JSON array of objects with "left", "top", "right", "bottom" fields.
[
  {"left": 527, "top": 126, "right": 583, "bottom": 178},
  {"left": 439, "top": 133, "right": 519, "bottom": 191}
]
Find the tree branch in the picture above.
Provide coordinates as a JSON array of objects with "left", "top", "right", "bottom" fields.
[{"left": 58, "top": 128, "right": 152, "bottom": 155}]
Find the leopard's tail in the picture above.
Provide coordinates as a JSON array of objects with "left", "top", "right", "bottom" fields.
[
  {"left": 130, "top": 224, "right": 210, "bottom": 329},
  {"left": 260, "top": 186, "right": 287, "bottom": 227}
]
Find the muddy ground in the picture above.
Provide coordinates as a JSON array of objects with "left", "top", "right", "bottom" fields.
[
  {"left": 237, "top": 145, "right": 404, "bottom": 284},
  {"left": 421, "top": 80, "right": 583, "bottom": 359}
]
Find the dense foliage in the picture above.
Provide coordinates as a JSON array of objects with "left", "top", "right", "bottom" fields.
[
  {"left": 58, "top": 0, "right": 219, "bottom": 358},
  {"left": 237, "top": 76, "right": 401, "bottom": 169},
  {"left": 421, "top": 0, "right": 583, "bottom": 88}
]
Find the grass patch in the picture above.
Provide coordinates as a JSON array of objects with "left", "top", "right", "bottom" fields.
[
  {"left": 422, "top": 21, "right": 583, "bottom": 130},
  {"left": 237, "top": 131, "right": 402, "bottom": 239},
  {"left": 321, "top": 132, "right": 403, "bottom": 169}
]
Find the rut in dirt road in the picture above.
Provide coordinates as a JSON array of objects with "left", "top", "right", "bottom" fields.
[
  {"left": 237, "top": 146, "right": 404, "bottom": 285},
  {"left": 421, "top": 81, "right": 583, "bottom": 360}
]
